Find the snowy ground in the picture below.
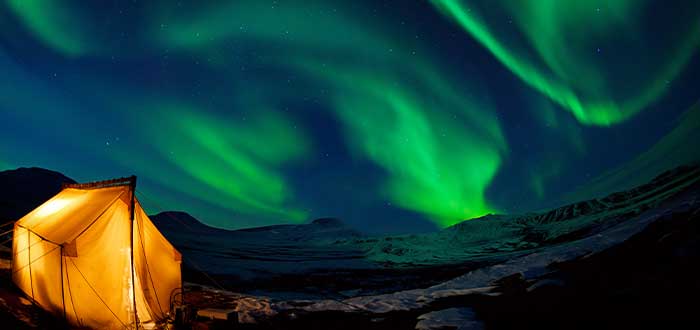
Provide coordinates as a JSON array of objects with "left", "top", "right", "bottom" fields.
[
  {"left": 172, "top": 165, "right": 700, "bottom": 329},
  {"left": 161, "top": 166, "right": 700, "bottom": 299}
]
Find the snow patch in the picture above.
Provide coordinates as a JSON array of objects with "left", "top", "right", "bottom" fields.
[{"left": 415, "top": 308, "right": 483, "bottom": 330}]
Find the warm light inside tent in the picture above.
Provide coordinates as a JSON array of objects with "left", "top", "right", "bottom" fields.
[{"left": 35, "top": 198, "right": 71, "bottom": 218}]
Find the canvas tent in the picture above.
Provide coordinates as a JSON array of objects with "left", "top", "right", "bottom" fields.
[{"left": 11, "top": 176, "right": 182, "bottom": 329}]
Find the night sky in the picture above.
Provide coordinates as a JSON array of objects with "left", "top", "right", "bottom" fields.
[{"left": 1, "top": 1, "right": 699, "bottom": 233}]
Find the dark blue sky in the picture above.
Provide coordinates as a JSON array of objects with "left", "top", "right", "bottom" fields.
[{"left": 1, "top": 1, "right": 699, "bottom": 233}]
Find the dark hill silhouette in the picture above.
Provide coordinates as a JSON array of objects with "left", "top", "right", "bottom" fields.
[
  {"left": 0, "top": 167, "right": 362, "bottom": 242},
  {"left": 0, "top": 167, "right": 75, "bottom": 222},
  {"left": 150, "top": 211, "right": 220, "bottom": 233},
  {"left": 151, "top": 211, "right": 362, "bottom": 240}
]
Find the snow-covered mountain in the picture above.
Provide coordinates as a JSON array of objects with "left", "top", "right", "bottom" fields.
[{"left": 337, "top": 164, "right": 700, "bottom": 266}]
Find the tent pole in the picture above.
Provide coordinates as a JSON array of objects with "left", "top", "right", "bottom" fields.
[
  {"left": 61, "top": 246, "right": 66, "bottom": 321},
  {"left": 128, "top": 176, "right": 139, "bottom": 330}
]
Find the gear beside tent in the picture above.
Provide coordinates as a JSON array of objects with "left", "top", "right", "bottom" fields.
[{"left": 11, "top": 176, "right": 182, "bottom": 330}]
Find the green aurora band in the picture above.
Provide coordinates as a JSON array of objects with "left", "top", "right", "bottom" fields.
[
  {"left": 330, "top": 75, "right": 502, "bottom": 224},
  {"left": 155, "top": 0, "right": 507, "bottom": 226},
  {"left": 430, "top": 0, "right": 700, "bottom": 126},
  {"left": 104, "top": 104, "right": 312, "bottom": 224},
  {"left": 7, "top": 0, "right": 91, "bottom": 57},
  {"left": 152, "top": 107, "right": 310, "bottom": 222},
  {"left": 1, "top": 1, "right": 698, "bottom": 229}
]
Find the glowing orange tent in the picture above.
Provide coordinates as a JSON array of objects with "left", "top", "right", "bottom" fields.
[{"left": 11, "top": 177, "right": 182, "bottom": 329}]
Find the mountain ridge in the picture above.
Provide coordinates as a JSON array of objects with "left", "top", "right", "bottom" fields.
[
  {"left": 0, "top": 167, "right": 359, "bottom": 235},
  {"left": 2, "top": 164, "right": 698, "bottom": 238}
]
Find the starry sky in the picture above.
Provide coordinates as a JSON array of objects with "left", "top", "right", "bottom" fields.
[{"left": 1, "top": 0, "right": 699, "bottom": 233}]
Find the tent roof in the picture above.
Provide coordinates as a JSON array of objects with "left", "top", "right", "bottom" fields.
[{"left": 16, "top": 186, "right": 130, "bottom": 244}]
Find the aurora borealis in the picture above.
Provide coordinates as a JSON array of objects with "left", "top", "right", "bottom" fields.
[
  {"left": 432, "top": 0, "right": 700, "bottom": 125},
  {"left": 1, "top": 1, "right": 699, "bottom": 233}
]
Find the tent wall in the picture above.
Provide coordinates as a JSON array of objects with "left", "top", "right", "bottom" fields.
[
  {"left": 61, "top": 199, "right": 134, "bottom": 329},
  {"left": 11, "top": 225, "right": 32, "bottom": 301},
  {"left": 12, "top": 226, "right": 63, "bottom": 314},
  {"left": 133, "top": 201, "right": 182, "bottom": 322},
  {"left": 12, "top": 181, "right": 182, "bottom": 329},
  {"left": 18, "top": 187, "right": 128, "bottom": 244},
  {"left": 28, "top": 232, "right": 63, "bottom": 316}
]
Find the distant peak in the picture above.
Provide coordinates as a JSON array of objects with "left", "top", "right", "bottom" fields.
[
  {"left": 448, "top": 213, "right": 504, "bottom": 229},
  {"left": 311, "top": 217, "right": 345, "bottom": 226},
  {"left": 154, "top": 210, "right": 194, "bottom": 218},
  {"left": 150, "top": 211, "right": 210, "bottom": 229}
]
